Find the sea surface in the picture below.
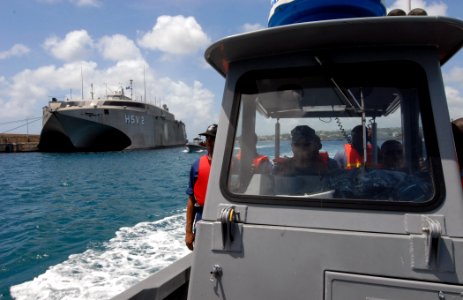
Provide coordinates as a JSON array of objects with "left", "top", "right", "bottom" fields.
[
  {"left": 0, "top": 140, "right": 344, "bottom": 300},
  {"left": 0, "top": 148, "right": 198, "bottom": 300}
]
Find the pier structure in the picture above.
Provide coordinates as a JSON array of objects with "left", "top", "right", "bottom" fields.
[{"left": 0, "top": 134, "right": 40, "bottom": 152}]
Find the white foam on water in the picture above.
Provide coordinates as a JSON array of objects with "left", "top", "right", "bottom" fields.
[{"left": 10, "top": 213, "right": 190, "bottom": 300}]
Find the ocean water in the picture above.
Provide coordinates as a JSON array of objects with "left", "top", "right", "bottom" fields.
[
  {"left": 0, "top": 148, "right": 199, "bottom": 300},
  {"left": 1, "top": 140, "right": 345, "bottom": 300}
]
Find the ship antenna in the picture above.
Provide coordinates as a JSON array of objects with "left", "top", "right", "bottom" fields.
[
  {"left": 81, "top": 65, "right": 84, "bottom": 100},
  {"left": 144, "top": 65, "right": 147, "bottom": 103}
]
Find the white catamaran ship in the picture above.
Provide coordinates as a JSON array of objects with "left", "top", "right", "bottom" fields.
[{"left": 38, "top": 88, "right": 186, "bottom": 152}]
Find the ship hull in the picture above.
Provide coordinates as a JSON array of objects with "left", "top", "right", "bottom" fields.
[{"left": 38, "top": 101, "right": 186, "bottom": 152}]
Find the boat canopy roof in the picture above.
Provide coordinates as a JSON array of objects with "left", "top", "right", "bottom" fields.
[{"left": 205, "top": 16, "right": 463, "bottom": 77}]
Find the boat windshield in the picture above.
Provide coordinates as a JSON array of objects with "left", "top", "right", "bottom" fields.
[{"left": 226, "top": 61, "right": 440, "bottom": 209}]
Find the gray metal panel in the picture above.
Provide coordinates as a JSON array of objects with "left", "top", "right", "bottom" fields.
[
  {"left": 205, "top": 16, "right": 463, "bottom": 77},
  {"left": 189, "top": 222, "right": 463, "bottom": 299},
  {"left": 326, "top": 271, "right": 463, "bottom": 300}
]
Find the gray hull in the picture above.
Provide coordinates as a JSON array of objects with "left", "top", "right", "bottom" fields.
[{"left": 38, "top": 99, "right": 186, "bottom": 152}]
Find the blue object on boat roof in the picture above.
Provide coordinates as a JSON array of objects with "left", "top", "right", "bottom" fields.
[{"left": 268, "top": 0, "right": 387, "bottom": 27}]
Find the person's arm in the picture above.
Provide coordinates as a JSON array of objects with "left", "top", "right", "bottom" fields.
[
  {"left": 185, "top": 160, "right": 198, "bottom": 250},
  {"left": 185, "top": 195, "right": 195, "bottom": 250},
  {"left": 333, "top": 151, "right": 346, "bottom": 169}
]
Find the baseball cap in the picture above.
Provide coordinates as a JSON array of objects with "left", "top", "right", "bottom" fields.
[
  {"left": 291, "top": 125, "right": 321, "bottom": 149},
  {"left": 291, "top": 125, "right": 317, "bottom": 143},
  {"left": 199, "top": 124, "right": 218, "bottom": 137}
]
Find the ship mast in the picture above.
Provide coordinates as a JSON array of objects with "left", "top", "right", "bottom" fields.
[
  {"left": 144, "top": 66, "right": 147, "bottom": 103},
  {"left": 81, "top": 65, "right": 84, "bottom": 100}
]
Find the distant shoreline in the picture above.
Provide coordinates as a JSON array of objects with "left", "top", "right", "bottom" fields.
[{"left": 258, "top": 127, "right": 403, "bottom": 141}]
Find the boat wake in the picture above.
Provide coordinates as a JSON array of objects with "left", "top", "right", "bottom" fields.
[{"left": 10, "top": 213, "right": 189, "bottom": 300}]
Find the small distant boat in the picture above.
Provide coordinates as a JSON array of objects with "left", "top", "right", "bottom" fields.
[{"left": 185, "top": 137, "right": 206, "bottom": 152}]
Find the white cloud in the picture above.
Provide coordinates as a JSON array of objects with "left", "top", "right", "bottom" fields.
[
  {"left": 138, "top": 15, "right": 211, "bottom": 56},
  {"left": 97, "top": 34, "right": 143, "bottom": 62},
  {"left": 70, "top": 0, "right": 101, "bottom": 7},
  {"left": 387, "top": 0, "right": 447, "bottom": 15},
  {"left": 161, "top": 79, "right": 215, "bottom": 121},
  {"left": 0, "top": 44, "right": 30, "bottom": 60},
  {"left": 446, "top": 86, "right": 463, "bottom": 121},
  {"left": 43, "top": 30, "right": 94, "bottom": 62},
  {"left": 445, "top": 66, "right": 463, "bottom": 85},
  {"left": 241, "top": 23, "right": 265, "bottom": 33},
  {"left": 444, "top": 67, "right": 463, "bottom": 120},
  {"left": 37, "top": 0, "right": 62, "bottom": 4},
  {"left": 38, "top": 0, "right": 101, "bottom": 7}
]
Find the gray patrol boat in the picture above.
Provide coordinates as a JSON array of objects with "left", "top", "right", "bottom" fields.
[
  {"left": 113, "top": 1, "right": 463, "bottom": 299},
  {"left": 38, "top": 88, "right": 186, "bottom": 152}
]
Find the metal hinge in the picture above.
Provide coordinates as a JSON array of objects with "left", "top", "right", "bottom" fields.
[
  {"left": 211, "top": 204, "right": 247, "bottom": 252},
  {"left": 405, "top": 214, "right": 454, "bottom": 272},
  {"left": 422, "top": 216, "right": 442, "bottom": 267}
]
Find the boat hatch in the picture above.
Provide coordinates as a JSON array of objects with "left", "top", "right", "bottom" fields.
[{"left": 224, "top": 60, "right": 442, "bottom": 211}]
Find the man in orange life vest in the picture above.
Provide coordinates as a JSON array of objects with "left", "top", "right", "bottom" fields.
[
  {"left": 185, "top": 124, "right": 217, "bottom": 250},
  {"left": 233, "top": 133, "right": 272, "bottom": 174},
  {"left": 334, "top": 125, "right": 374, "bottom": 169},
  {"left": 273, "top": 125, "right": 338, "bottom": 176}
]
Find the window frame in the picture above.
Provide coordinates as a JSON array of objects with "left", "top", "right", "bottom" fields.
[{"left": 219, "top": 60, "right": 445, "bottom": 212}]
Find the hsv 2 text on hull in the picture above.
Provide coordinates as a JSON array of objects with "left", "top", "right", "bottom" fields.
[{"left": 38, "top": 92, "right": 186, "bottom": 152}]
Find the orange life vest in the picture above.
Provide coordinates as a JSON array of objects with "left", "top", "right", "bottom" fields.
[
  {"left": 319, "top": 151, "right": 329, "bottom": 164},
  {"left": 273, "top": 151, "right": 330, "bottom": 175},
  {"left": 236, "top": 151, "right": 270, "bottom": 169},
  {"left": 253, "top": 154, "right": 270, "bottom": 169},
  {"left": 193, "top": 155, "right": 211, "bottom": 207},
  {"left": 345, "top": 144, "right": 373, "bottom": 169}
]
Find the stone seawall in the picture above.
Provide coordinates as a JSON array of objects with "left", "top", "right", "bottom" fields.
[{"left": 0, "top": 134, "right": 40, "bottom": 152}]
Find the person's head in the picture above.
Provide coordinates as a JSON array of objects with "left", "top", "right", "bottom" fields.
[
  {"left": 381, "top": 140, "right": 404, "bottom": 170},
  {"left": 290, "top": 125, "right": 322, "bottom": 160},
  {"left": 199, "top": 124, "right": 217, "bottom": 156},
  {"left": 452, "top": 118, "right": 463, "bottom": 167},
  {"left": 351, "top": 125, "right": 368, "bottom": 150}
]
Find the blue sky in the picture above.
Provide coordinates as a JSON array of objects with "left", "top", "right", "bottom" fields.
[{"left": 0, "top": 0, "right": 462, "bottom": 139}]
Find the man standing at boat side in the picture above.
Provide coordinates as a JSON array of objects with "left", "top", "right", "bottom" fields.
[{"left": 185, "top": 124, "right": 217, "bottom": 250}]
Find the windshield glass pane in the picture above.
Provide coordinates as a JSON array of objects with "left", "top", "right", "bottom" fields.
[{"left": 227, "top": 62, "right": 436, "bottom": 206}]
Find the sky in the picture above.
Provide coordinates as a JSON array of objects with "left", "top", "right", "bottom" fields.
[{"left": 0, "top": 0, "right": 462, "bottom": 140}]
